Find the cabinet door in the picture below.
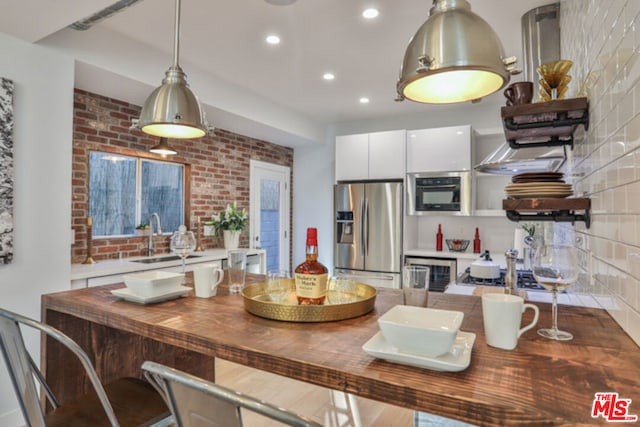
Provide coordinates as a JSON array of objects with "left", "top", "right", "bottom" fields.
[
  {"left": 406, "top": 125, "right": 472, "bottom": 172},
  {"left": 88, "top": 274, "right": 125, "bottom": 287},
  {"left": 336, "top": 134, "right": 369, "bottom": 181},
  {"left": 368, "top": 130, "right": 405, "bottom": 179}
]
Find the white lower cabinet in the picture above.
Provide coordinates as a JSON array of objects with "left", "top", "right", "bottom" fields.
[{"left": 81, "top": 259, "right": 224, "bottom": 288}]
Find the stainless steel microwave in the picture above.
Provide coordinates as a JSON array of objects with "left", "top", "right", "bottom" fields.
[{"left": 407, "top": 171, "right": 472, "bottom": 216}]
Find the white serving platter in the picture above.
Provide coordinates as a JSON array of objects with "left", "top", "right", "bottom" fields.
[
  {"left": 362, "top": 330, "right": 475, "bottom": 372},
  {"left": 111, "top": 286, "right": 191, "bottom": 304}
]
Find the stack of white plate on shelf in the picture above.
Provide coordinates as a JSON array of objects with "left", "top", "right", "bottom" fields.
[
  {"left": 111, "top": 271, "right": 189, "bottom": 304},
  {"left": 505, "top": 172, "right": 573, "bottom": 199}
]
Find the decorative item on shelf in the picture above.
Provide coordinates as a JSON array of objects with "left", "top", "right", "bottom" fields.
[
  {"left": 210, "top": 201, "right": 247, "bottom": 249},
  {"left": 436, "top": 224, "right": 443, "bottom": 252},
  {"left": 194, "top": 216, "right": 203, "bottom": 252},
  {"left": 445, "top": 239, "right": 470, "bottom": 252},
  {"left": 503, "top": 81, "right": 533, "bottom": 106},
  {"left": 473, "top": 227, "right": 481, "bottom": 254},
  {"left": 82, "top": 216, "right": 96, "bottom": 264},
  {"left": 135, "top": 223, "right": 150, "bottom": 236},
  {"left": 537, "top": 60, "right": 573, "bottom": 101}
]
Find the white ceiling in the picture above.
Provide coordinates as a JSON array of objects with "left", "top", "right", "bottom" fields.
[{"left": 0, "top": 0, "right": 555, "bottom": 146}]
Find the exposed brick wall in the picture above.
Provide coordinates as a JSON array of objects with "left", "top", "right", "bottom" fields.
[{"left": 71, "top": 89, "right": 293, "bottom": 263}]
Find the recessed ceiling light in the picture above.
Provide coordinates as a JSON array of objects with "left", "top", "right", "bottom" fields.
[
  {"left": 359, "top": 97, "right": 370, "bottom": 104},
  {"left": 265, "top": 0, "right": 297, "bottom": 5},
  {"left": 323, "top": 72, "right": 335, "bottom": 81},
  {"left": 266, "top": 35, "right": 281, "bottom": 45},
  {"left": 362, "top": 8, "right": 379, "bottom": 19}
]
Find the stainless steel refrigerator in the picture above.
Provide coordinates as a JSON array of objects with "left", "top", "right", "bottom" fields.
[{"left": 334, "top": 181, "right": 403, "bottom": 288}]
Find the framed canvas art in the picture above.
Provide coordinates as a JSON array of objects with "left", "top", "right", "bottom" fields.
[{"left": 0, "top": 77, "right": 14, "bottom": 265}]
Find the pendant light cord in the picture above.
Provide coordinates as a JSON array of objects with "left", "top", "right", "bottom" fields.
[{"left": 173, "top": 0, "right": 181, "bottom": 68}]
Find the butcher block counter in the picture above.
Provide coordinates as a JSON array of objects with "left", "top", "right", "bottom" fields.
[{"left": 41, "top": 273, "right": 640, "bottom": 426}]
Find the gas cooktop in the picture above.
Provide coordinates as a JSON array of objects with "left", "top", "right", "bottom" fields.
[{"left": 457, "top": 267, "right": 544, "bottom": 291}]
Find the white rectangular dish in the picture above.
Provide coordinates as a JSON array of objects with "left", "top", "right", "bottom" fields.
[
  {"left": 378, "top": 305, "right": 463, "bottom": 357},
  {"left": 123, "top": 271, "right": 185, "bottom": 297}
]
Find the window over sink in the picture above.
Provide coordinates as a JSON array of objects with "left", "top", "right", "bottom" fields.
[{"left": 88, "top": 151, "right": 185, "bottom": 237}]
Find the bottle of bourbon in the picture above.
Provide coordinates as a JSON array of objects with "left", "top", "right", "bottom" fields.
[{"left": 294, "top": 228, "right": 328, "bottom": 305}]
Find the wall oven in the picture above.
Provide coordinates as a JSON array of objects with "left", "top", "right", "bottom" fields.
[
  {"left": 407, "top": 171, "right": 472, "bottom": 216},
  {"left": 404, "top": 256, "right": 457, "bottom": 293}
]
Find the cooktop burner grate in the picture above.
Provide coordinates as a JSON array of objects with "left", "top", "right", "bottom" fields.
[{"left": 458, "top": 268, "right": 544, "bottom": 290}]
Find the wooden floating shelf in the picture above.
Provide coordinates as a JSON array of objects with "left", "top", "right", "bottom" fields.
[
  {"left": 502, "top": 198, "right": 591, "bottom": 228},
  {"left": 501, "top": 97, "right": 589, "bottom": 149}
]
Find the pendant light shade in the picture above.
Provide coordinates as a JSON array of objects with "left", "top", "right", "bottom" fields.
[
  {"left": 137, "top": 0, "right": 209, "bottom": 139},
  {"left": 150, "top": 137, "right": 178, "bottom": 155},
  {"left": 396, "top": 0, "right": 520, "bottom": 104}
]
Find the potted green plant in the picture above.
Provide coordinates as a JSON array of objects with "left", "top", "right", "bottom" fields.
[
  {"left": 210, "top": 202, "right": 247, "bottom": 249},
  {"left": 135, "top": 223, "right": 150, "bottom": 236}
]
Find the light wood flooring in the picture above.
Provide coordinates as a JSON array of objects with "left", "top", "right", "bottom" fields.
[{"left": 215, "top": 358, "right": 414, "bottom": 426}]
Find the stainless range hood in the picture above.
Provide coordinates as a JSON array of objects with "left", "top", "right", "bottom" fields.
[
  {"left": 474, "top": 143, "right": 566, "bottom": 174},
  {"left": 475, "top": 3, "right": 562, "bottom": 175}
]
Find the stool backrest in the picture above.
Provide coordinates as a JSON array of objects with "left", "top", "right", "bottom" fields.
[
  {"left": 0, "top": 308, "right": 119, "bottom": 427},
  {"left": 143, "top": 361, "right": 322, "bottom": 427}
]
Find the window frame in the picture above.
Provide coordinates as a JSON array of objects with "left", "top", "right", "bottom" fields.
[{"left": 88, "top": 149, "right": 191, "bottom": 238}]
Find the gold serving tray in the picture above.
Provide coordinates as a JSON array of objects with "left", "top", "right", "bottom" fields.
[{"left": 242, "top": 280, "right": 377, "bottom": 322}]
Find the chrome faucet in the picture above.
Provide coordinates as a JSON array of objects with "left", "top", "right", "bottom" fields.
[{"left": 148, "top": 213, "right": 162, "bottom": 257}]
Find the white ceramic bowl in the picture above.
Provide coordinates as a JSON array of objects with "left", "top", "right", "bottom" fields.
[
  {"left": 378, "top": 305, "right": 464, "bottom": 357},
  {"left": 123, "top": 271, "right": 184, "bottom": 297}
]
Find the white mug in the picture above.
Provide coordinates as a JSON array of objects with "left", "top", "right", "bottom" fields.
[
  {"left": 193, "top": 264, "right": 224, "bottom": 298},
  {"left": 482, "top": 293, "right": 539, "bottom": 350}
]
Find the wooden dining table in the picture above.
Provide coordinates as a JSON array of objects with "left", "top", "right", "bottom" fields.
[{"left": 41, "top": 272, "right": 640, "bottom": 426}]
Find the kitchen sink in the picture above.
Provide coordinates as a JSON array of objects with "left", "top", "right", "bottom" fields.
[{"left": 131, "top": 254, "right": 202, "bottom": 264}]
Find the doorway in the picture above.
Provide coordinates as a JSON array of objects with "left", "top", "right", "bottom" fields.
[{"left": 249, "top": 160, "right": 291, "bottom": 272}]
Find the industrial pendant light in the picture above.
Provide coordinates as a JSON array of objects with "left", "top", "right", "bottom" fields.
[
  {"left": 150, "top": 137, "right": 178, "bottom": 155},
  {"left": 136, "top": 0, "right": 208, "bottom": 138},
  {"left": 396, "top": 0, "right": 520, "bottom": 104}
]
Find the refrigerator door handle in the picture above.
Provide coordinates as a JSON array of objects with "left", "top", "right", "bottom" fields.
[
  {"left": 363, "top": 197, "right": 369, "bottom": 257},
  {"left": 359, "top": 197, "right": 366, "bottom": 257}
]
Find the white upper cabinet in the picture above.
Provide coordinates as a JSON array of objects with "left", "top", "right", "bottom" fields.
[
  {"left": 406, "top": 125, "right": 472, "bottom": 173},
  {"left": 335, "top": 130, "right": 405, "bottom": 181}
]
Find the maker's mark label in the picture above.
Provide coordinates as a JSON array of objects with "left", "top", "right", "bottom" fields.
[{"left": 295, "top": 273, "right": 328, "bottom": 298}]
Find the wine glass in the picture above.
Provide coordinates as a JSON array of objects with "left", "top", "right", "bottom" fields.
[
  {"left": 532, "top": 245, "right": 579, "bottom": 340},
  {"left": 170, "top": 225, "right": 196, "bottom": 280}
]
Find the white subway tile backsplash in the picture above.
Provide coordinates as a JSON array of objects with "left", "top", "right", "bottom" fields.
[{"left": 563, "top": 0, "right": 640, "bottom": 345}]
